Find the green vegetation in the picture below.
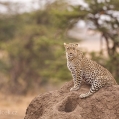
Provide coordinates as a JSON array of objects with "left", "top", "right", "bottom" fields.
[
  {"left": 0, "top": 1, "right": 77, "bottom": 94},
  {"left": 64, "top": 0, "right": 119, "bottom": 83},
  {"left": 0, "top": 0, "right": 119, "bottom": 94}
]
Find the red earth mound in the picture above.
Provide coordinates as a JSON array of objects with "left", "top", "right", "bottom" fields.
[{"left": 24, "top": 81, "right": 119, "bottom": 119}]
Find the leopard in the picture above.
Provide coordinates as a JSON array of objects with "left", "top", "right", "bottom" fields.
[{"left": 64, "top": 43, "right": 117, "bottom": 98}]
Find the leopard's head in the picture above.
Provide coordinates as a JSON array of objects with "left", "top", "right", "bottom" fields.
[{"left": 64, "top": 43, "right": 79, "bottom": 60}]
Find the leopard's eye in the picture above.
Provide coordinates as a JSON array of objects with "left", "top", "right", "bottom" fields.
[{"left": 73, "top": 48, "right": 75, "bottom": 50}]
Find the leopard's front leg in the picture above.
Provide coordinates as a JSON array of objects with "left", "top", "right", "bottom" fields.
[{"left": 70, "top": 67, "right": 83, "bottom": 91}]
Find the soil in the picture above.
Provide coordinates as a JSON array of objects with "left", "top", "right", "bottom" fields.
[{"left": 24, "top": 81, "right": 119, "bottom": 119}]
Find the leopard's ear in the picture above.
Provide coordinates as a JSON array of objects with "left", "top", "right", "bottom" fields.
[{"left": 64, "top": 43, "right": 66, "bottom": 46}]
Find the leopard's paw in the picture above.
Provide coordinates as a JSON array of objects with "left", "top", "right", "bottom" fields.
[
  {"left": 80, "top": 92, "right": 93, "bottom": 98},
  {"left": 79, "top": 93, "right": 87, "bottom": 98},
  {"left": 70, "top": 86, "right": 79, "bottom": 91}
]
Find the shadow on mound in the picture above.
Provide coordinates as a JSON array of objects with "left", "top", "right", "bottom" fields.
[{"left": 58, "top": 96, "right": 78, "bottom": 112}]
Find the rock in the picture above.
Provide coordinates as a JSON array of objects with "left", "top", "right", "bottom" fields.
[{"left": 24, "top": 81, "right": 119, "bottom": 119}]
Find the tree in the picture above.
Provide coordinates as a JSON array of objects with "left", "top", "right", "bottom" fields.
[
  {"left": 62, "top": 0, "right": 119, "bottom": 83},
  {"left": 0, "top": 1, "right": 78, "bottom": 94}
]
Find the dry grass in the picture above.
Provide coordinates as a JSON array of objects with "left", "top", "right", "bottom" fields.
[{"left": 0, "top": 94, "right": 34, "bottom": 119}]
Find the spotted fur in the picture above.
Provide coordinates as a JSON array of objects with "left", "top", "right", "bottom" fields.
[{"left": 64, "top": 43, "right": 117, "bottom": 98}]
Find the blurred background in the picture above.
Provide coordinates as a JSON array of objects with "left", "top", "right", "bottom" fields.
[{"left": 0, "top": 0, "right": 119, "bottom": 118}]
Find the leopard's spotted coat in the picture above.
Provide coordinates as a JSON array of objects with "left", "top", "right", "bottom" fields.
[{"left": 64, "top": 43, "right": 117, "bottom": 98}]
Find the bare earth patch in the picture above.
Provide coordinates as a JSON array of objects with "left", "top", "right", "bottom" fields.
[{"left": 24, "top": 81, "right": 119, "bottom": 119}]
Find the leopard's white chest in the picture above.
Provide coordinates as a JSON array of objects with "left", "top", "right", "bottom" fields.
[
  {"left": 67, "top": 61, "right": 71, "bottom": 70},
  {"left": 67, "top": 60, "right": 76, "bottom": 72}
]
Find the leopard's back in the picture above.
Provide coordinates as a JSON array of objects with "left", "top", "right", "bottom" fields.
[{"left": 82, "top": 57, "right": 117, "bottom": 85}]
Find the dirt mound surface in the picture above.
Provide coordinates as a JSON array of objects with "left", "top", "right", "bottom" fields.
[{"left": 24, "top": 81, "right": 119, "bottom": 119}]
